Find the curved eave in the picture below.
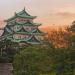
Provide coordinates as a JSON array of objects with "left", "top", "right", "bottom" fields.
[
  {"left": 11, "top": 39, "right": 20, "bottom": 43},
  {"left": 15, "top": 32, "right": 30, "bottom": 35},
  {"left": 31, "top": 33, "right": 45, "bottom": 35},
  {"left": 17, "top": 15, "right": 37, "bottom": 19},
  {"left": 15, "top": 22, "right": 41, "bottom": 26},
  {"left": 15, "top": 24, "right": 41, "bottom": 26},
  {"left": 5, "top": 16, "right": 17, "bottom": 22},
  {"left": 15, "top": 24, "right": 39, "bottom": 26},
  {"left": 15, "top": 32, "right": 44, "bottom": 35},
  {"left": 34, "top": 23, "right": 41, "bottom": 26},
  {"left": 20, "top": 41, "right": 31, "bottom": 45},
  {"left": 10, "top": 39, "right": 27, "bottom": 43},
  {"left": 31, "top": 29, "right": 44, "bottom": 34},
  {"left": 17, "top": 8, "right": 31, "bottom": 15},
  {"left": 27, "top": 42, "right": 40, "bottom": 44},
  {"left": 10, "top": 39, "right": 40, "bottom": 44}
]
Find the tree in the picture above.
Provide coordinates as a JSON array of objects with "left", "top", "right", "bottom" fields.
[
  {"left": 63, "top": 21, "right": 75, "bottom": 75},
  {"left": 13, "top": 45, "right": 56, "bottom": 75},
  {"left": 0, "top": 39, "right": 19, "bottom": 63},
  {"left": 67, "top": 21, "right": 75, "bottom": 47},
  {"left": 13, "top": 42, "right": 75, "bottom": 75}
]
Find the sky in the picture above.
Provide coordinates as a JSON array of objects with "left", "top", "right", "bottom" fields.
[{"left": 0, "top": 0, "right": 75, "bottom": 27}]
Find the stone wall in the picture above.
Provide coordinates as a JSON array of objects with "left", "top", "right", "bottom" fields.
[{"left": 0, "top": 63, "right": 13, "bottom": 75}]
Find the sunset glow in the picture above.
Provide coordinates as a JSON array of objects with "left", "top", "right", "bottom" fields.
[{"left": 0, "top": 0, "right": 75, "bottom": 26}]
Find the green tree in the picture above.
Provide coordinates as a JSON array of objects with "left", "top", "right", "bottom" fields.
[
  {"left": 62, "top": 21, "right": 75, "bottom": 75},
  {"left": 53, "top": 48, "right": 75, "bottom": 75},
  {"left": 13, "top": 45, "right": 56, "bottom": 75},
  {"left": 0, "top": 39, "right": 19, "bottom": 63}
]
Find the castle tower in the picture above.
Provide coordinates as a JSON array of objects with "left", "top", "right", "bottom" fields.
[{"left": 2, "top": 8, "right": 44, "bottom": 45}]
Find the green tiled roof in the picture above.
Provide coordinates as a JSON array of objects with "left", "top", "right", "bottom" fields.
[
  {"left": 15, "top": 21, "right": 41, "bottom": 26},
  {"left": 15, "top": 27, "right": 30, "bottom": 34},
  {"left": 27, "top": 42, "right": 40, "bottom": 44},
  {"left": 27, "top": 35, "right": 40, "bottom": 43},
  {"left": 7, "top": 35, "right": 40, "bottom": 44},
  {"left": 14, "top": 27, "right": 44, "bottom": 35},
  {"left": 15, "top": 31, "right": 30, "bottom": 35},
  {"left": 17, "top": 27, "right": 28, "bottom": 32},
  {"left": 17, "top": 14, "right": 36, "bottom": 19},
  {"left": 5, "top": 8, "right": 36, "bottom": 22},
  {"left": 16, "top": 9, "right": 36, "bottom": 19},
  {"left": 5, "top": 16, "right": 17, "bottom": 22},
  {"left": 32, "top": 28, "right": 43, "bottom": 34},
  {"left": 18, "top": 8, "right": 30, "bottom": 16}
]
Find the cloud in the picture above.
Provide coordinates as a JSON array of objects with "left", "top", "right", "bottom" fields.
[
  {"left": 56, "top": 12, "right": 75, "bottom": 18},
  {"left": 37, "top": 12, "right": 75, "bottom": 26}
]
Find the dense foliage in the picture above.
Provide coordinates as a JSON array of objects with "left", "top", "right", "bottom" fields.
[
  {"left": 0, "top": 21, "right": 75, "bottom": 75},
  {"left": 13, "top": 21, "right": 75, "bottom": 75},
  {"left": 0, "top": 39, "right": 19, "bottom": 63},
  {"left": 13, "top": 44, "right": 75, "bottom": 75},
  {"left": 13, "top": 45, "right": 53, "bottom": 75}
]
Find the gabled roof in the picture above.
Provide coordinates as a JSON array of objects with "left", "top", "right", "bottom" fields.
[
  {"left": 15, "top": 27, "right": 29, "bottom": 34},
  {"left": 17, "top": 27, "right": 28, "bottom": 32},
  {"left": 27, "top": 35, "right": 40, "bottom": 44},
  {"left": 32, "top": 28, "right": 43, "bottom": 34},
  {"left": 5, "top": 8, "right": 36, "bottom": 22},
  {"left": 16, "top": 8, "right": 36, "bottom": 19},
  {"left": 17, "top": 8, "right": 31, "bottom": 16}
]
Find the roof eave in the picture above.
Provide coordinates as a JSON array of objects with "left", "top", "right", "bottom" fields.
[{"left": 17, "top": 15, "right": 37, "bottom": 19}]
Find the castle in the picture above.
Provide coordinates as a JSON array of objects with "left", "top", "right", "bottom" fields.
[
  {"left": 1, "top": 8, "right": 44, "bottom": 45},
  {"left": 0, "top": 8, "right": 44, "bottom": 75}
]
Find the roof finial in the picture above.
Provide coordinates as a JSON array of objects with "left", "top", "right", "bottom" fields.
[
  {"left": 24, "top": 7, "right": 25, "bottom": 11},
  {"left": 15, "top": 12, "right": 17, "bottom": 16}
]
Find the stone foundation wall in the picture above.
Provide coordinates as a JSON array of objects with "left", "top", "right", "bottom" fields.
[{"left": 0, "top": 63, "right": 13, "bottom": 75}]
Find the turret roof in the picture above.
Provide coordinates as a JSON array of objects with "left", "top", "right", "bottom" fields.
[
  {"left": 5, "top": 8, "right": 36, "bottom": 22},
  {"left": 16, "top": 8, "right": 36, "bottom": 19}
]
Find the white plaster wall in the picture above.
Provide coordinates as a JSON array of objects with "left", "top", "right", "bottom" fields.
[
  {"left": 16, "top": 18, "right": 32, "bottom": 23},
  {"left": 23, "top": 26, "right": 37, "bottom": 32},
  {"left": 13, "top": 26, "right": 21, "bottom": 31},
  {"left": 13, "top": 34, "right": 30, "bottom": 39}
]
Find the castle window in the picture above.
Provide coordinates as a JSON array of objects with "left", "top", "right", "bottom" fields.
[{"left": 19, "top": 36, "right": 21, "bottom": 39}]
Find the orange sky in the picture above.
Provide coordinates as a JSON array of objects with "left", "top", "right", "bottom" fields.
[{"left": 0, "top": 0, "right": 75, "bottom": 27}]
